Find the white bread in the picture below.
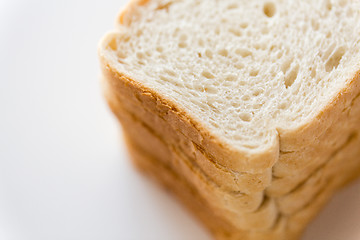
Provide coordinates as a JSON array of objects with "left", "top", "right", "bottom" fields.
[
  {"left": 100, "top": 0, "right": 360, "bottom": 172},
  {"left": 99, "top": 0, "right": 360, "bottom": 239}
]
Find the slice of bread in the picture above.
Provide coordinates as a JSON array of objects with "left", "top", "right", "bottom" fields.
[{"left": 99, "top": 0, "right": 360, "bottom": 239}]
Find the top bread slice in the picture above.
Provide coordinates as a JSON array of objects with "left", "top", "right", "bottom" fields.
[{"left": 99, "top": 0, "right": 360, "bottom": 173}]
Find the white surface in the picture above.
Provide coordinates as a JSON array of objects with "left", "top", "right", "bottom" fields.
[{"left": 0, "top": 0, "right": 359, "bottom": 239}]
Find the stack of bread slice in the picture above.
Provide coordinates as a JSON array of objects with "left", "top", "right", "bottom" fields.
[{"left": 99, "top": 0, "right": 360, "bottom": 239}]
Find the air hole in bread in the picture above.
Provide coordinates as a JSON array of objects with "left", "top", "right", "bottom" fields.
[
  {"left": 263, "top": 2, "right": 276, "bottom": 18},
  {"left": 281, "top": 58, "right": 293, "bottom": 73},
  {"left": 218, "top": 49, "right": 229, "bottom": 57},
  {"left": 226, "top": 75, "right": 237, "bottom": 82},
  {"left": 311, "top": 19, "right": 320, "bottom": 31},
  {"left": 278, "top": 102, "right": 288, "bottom": 110},
  {"left": 321, "top": 43, "right": 336, "bottom": 60},
  {"left": 136, "top": 52, "right": 145, "bottom": 59},
  {"left": 227, "top": 3, "right": 238, "bottom": 10},
  {"left": 236, "top": 48, "right": 252, "bottom": 57},
  {"left": 179, "top": 34, "right": 187, "bottom": 41},
  {"left": 284, "top": 64, "right": 299, "bottom": 88},
  {"left": 117, "top": 51, "right": 126, "bottom": 59},
  {"left": 261, "top": 27, "right": 270, "bottom": 34},
  {"left": 137, "top": 60, "right": 145, "bottom": 66},
  {"left": 253, "top": 88, "right": 264, "bottom": 96},
  {"left": 229, "top": 28, "right": 242, "bottom": 37},
  {"left": 164, "top": 69, "right": 177, "bottom": 77},
  {"left": 156, "top": 46, "right": 163, "bottom": 52},
  {"left": 193, "top": 83, "right": 203, "bottom": 92},
  {"left": 242, "top": 95, "right": 250, "bottom": 101},
  {"left": 238, "top": 80, "right": 247, "bottom": 86},
  {"left": 326, "top": 0, "right": 332, "bottom": 11},
  {"left": 156, "top": 2, "right": 173, "bottom": 11},
  {"left": 136, "top": 29, "right": 143, "bottom": 37},
  {"left": 250, "top": 69, "right": 259, "bottom": 77},
  {"left": 240, "top": 22, "right": 249, "bottom": 28},
  {"left": 253, "top": 103, "right": 262, "bottom": 109},
  {"left": 254, "top": 43, "right": 261, "bottom": 50},
  {"left": 205, "top": 49, "right": 213, "bottom": 58},
  {"left": 213, "top": 81, "right": 221, "bottom": 86},
  {"left": 159, "top": 75, "right": 170, "bottom": 82},
  {"left": 122, "top": 35, "right": 130, "bottom": 43},
  {"left": 233, "top": 135, "right": 243, "bottom": 141},
  {"left": 310, "top": 66, "right": 317, "bottom": 78},
  {"left": 205, "top": 86, "right": 218, "bottom": 94},
  {"left": 232, "top": 102, "right": 240, "bottom": 108},
  {"left": 198, "top": 38, "right": 204, "bottom": 47},
  {"left": 239, "top": 112, "right": 252, "bottom": 122},
  {"left": 339, "top": 0, "right": 348, "bottom": 7},
  {"left": 108, "top": 38, "right": 117, "bottom": 51},
  {"left": 235, "top": 63, "right": 245, "bottom": 69},
  {"left": 215, "top": 27, "right": 221, "bottom": 35},
  {"left": 178, "top": 42, "right": 187, "bottom": 48},
  {"left": 202, "top": 71, "right": 215, "bottom": 79},
  {"left": 325, "top": 47, "right": 345, "bottom": 72}
]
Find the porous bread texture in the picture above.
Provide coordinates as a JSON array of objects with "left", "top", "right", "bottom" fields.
[{"left": 101, "top": 0, "right": 360, "bottom": 171}]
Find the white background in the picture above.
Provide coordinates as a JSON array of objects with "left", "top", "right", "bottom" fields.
[{"left": 0, "top": 0, "right": 360, "bottom": 239}]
